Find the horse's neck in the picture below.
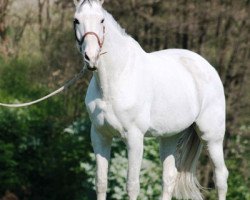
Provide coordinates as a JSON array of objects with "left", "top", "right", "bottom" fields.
[
  {"left": 95, "top": 13, "right": 143, "bottom": 99},
  {"left": 99, "top": 23, "right": 131, "bottom": 74}
]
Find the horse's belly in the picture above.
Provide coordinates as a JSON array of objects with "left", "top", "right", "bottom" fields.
[
  {"left": 148, "top": 92, "right": 199, "bottom": 136},
  {"left": 148, "top": 82, "right": 198, "bottom": 136},
  {"left": 148, "top": 111, "right": 196, "bottom": 137}
]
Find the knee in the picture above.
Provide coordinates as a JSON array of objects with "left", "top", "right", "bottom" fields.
[
  {"left": 96, "top": 180, "right": 108, "bottom": 193},
  {"left": 223, "top": 167, "right": 229, "bottom": 180},
  {"left": 127, "top": 180, "right": 140, "bottom": 197}
]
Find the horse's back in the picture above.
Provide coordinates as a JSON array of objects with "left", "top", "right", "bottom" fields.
[{"left": 151, "top": 49, "right": 219, "bottom": 83}]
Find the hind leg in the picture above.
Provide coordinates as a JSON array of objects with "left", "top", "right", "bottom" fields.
[
  {"left": 206, "top": 139, "right": 228, "bottom": 200},
  {"left": 196, "top": 107, "right": 228, "bottom": 200},
  {"left": 159, "top": 135, "right": 179, "bottom": 200}
]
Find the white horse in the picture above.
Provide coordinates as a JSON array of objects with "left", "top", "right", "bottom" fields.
[{"left": 73, "top": 1, "right": 229, "bottom": 199}]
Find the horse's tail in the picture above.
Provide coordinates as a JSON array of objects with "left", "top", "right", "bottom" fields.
[{"left": 173, "top": 125, "right": 204, "bottom": 200}]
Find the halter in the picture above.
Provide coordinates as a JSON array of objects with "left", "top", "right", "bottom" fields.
[{"left": 81, "top": 26, "right": 106, "bottom": 71}]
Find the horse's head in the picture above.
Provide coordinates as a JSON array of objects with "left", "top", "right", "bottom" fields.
[{"left": 73, "top": 0, "right": 105, "bottom": 71}]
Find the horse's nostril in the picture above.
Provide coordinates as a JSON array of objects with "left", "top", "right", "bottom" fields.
[{"left": 84, "top": 53, "right": 90, "bottom": 61}]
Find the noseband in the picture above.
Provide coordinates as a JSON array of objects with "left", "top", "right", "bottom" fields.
[{"left": 82, "top": 26, "right": 105, "bottom": 49}]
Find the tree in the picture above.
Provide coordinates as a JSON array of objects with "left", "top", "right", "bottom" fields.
[{"left": 0, "top": 0, "right": 10, "bottom": 56}]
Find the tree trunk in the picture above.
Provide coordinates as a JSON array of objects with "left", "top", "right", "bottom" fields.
[{"left": 0, "top": 0, "right": 9, "bottom": 56}]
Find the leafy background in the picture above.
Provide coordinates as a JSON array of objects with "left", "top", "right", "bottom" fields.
[{"left": 0, "top": 0, "right": 249, "bottom": 199}]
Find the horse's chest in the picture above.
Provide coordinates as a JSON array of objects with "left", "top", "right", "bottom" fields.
[{"left": 87, "top": 99, "right": 124, "bottom": 136}]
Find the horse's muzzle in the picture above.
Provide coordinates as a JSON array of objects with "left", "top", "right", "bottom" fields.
[
  {"left": 84, "top": 53, "right": 98, "bottom": 71},
  {"left": 87, "top": 64, "right": 97, "bottom": 72}
]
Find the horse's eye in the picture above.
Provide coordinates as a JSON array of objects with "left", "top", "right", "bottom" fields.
[
  {"left": 101, "top": 18, "right": 105, "bottom": 23},
  {"left": 74, "top": 19, "right": 80, "bottom": 24}
]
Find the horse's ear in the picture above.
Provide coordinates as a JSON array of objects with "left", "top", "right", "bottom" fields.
[{"left": 73, "top": 0, "right": 80, "bottom": 6}]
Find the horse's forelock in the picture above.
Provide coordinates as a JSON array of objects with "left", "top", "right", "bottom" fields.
[
  {"left": 80, "top": 0, "right": 91, "bottom": 6},
  {"left": 79, "top": 0, "right": 102, "bottom": 7}
]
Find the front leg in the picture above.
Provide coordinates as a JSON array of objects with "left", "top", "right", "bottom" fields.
[
  {"left": 126, "top": 128, "right": 144, "bottom": 200},
  {"left": 91, "top": 125, "right": 112, "bottom": 200}
]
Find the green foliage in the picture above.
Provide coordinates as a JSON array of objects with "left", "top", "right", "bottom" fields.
[
  {"left": 0, "top": 141, "right": 19, "bottom": 188},
  {"left": 0, "top": 58, "right": 43, "bottom": 99},
  {"left": 0, "top": 58, "right": 93, "bottom": 200},
  {"left": 226, "top": 160, "right": 250, "bottom": 200},
  {"left": 225, "top": 131, "right": 250, "bottom": 200}
]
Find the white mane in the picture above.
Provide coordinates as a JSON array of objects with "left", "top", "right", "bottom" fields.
[
  {"left": 103, "top": 10, "right": 144, "bottom": 50},
  {"left": 104, "top": 11, "right": 128, "bottom": 37},
  {"left": 77, "top": 0, "right": 91, "bottom": 7}
]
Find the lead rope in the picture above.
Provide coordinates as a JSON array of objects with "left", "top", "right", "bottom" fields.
[{"left": 0, "top": 64, "right": 87, "bottom": 108}]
